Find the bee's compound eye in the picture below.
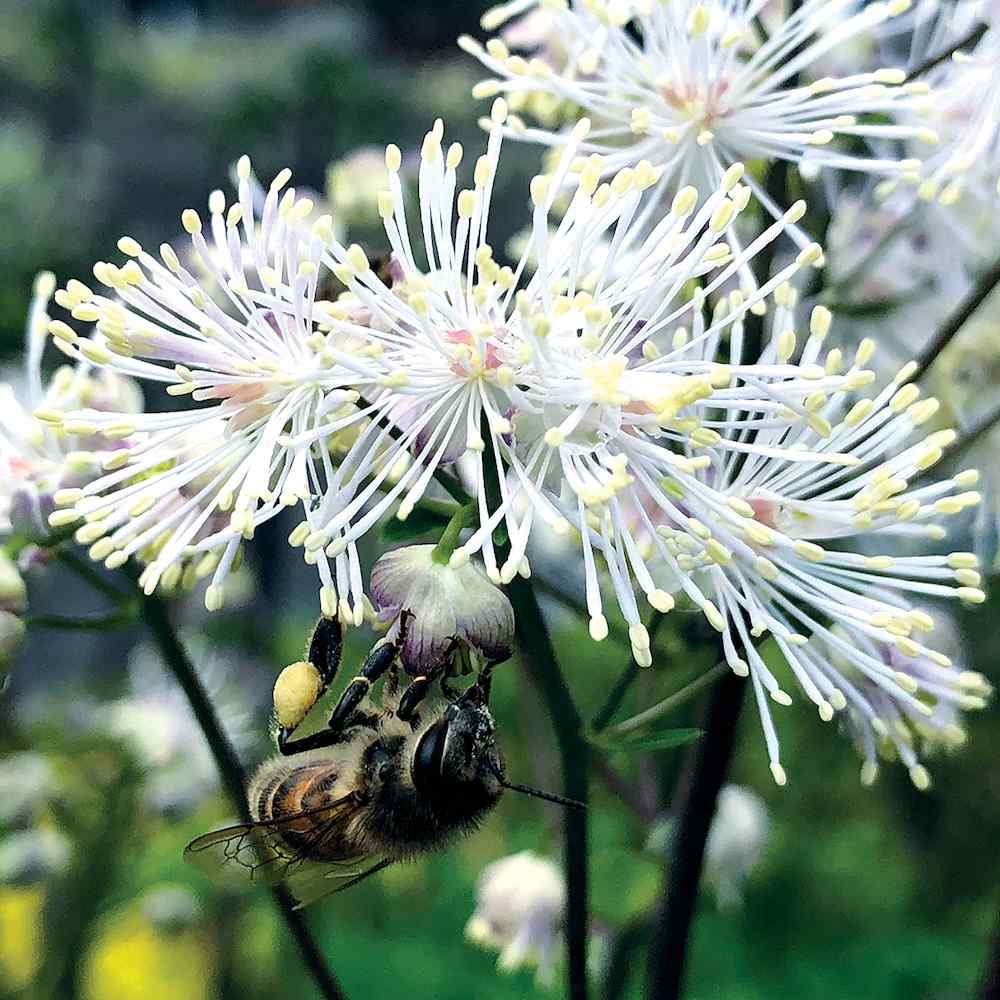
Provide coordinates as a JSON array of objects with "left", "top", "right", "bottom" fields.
[{"left": 412, "top": 719, "right": 449, "bottom": 797}]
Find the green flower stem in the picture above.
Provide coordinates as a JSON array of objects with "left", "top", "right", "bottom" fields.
[
  {"left": 905, "top": 22, "right": 987, "bottom": 82},
  {"left": 912, "top": 250, "right": 1000, "bottom": 383},
  {"left": 590, "top": 613, "right": 667, "bottom": 732},
  {"left": 646, "top": 671, "right": 746, "bottom": 999},
  {"left": 951, "top": 403, "right": 1000, "bottom": 460},
  {"left": 431, "top": 502, "right": 477, "bottom": 565},
  {"left": 609, "top": 662, "right": 728, "bottom": 737},
  {"left": 507, "top": 575, "right": 590, "bottom": 1000},
  {"left": 134, "top": 572, "right": 347, "bottom": 1000},
  {"left": 26, "top": 610, "right": 137, "bottom": 631}
]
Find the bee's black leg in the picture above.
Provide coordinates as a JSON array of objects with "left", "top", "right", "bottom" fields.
[
  {"left": 277, "top": 611, "right": 414, "bottom": 756},
  {"left": 397, "top": 675, "right": 433, "bottom": 725},
  {"left": 308, "top": 615, "right": 343, "bottom": 688},
  {"left": 325, "top": 632, "right": 404, "bottom": 731}
]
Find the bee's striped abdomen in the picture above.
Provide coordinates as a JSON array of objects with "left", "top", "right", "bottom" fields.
[{"left": 255, "top": 763, "right": 352, "bottom": 861}]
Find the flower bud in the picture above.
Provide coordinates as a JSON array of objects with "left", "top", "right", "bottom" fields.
[{"left": 370, "top": 544, "right": 515, "bottom": 675}]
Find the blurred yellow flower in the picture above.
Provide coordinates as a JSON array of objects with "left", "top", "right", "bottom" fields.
[
  {"left": 0, "top": 886, "right": 45, "bottom": 990},
  {"left": 83, "top": 909, "right": 213, "bottom": 1000}
]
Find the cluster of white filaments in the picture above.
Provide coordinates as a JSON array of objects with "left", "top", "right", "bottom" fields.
[
  {"left": 0, "top": 272, "right": 141, "bottom": 535},
  {"left": 40, "top": 91, "right": 988, "bottom": 782},
  {"left": 530, "top": 272, "right": 986, "bottom": 785},
  {"left": 463, "top": 0, "right": 937, "bottom": 233},
  {"left": 886, "top": 18, "right": 1000, "bottom": 207},
  {"left": 43, "top": 161, "right": 367, "bottom": 608}
]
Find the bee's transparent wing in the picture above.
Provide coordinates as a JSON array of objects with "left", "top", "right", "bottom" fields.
[{"left": 184, "top": 794, "right": 389, "bottom": 906}]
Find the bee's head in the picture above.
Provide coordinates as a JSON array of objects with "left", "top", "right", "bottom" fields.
[{"left": 411, "top": 688, "right": 505, "bottom": 820}]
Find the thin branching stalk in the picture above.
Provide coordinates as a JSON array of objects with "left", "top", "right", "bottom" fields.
[
  {"left": 590, "top": 613, "right": 667, "bottom": 732},
  {"left": 646, "top": 671, "right": 746, "bottom": 999},
  {"left": 913, "top": 251, "right": 1000, "bottom": 382},
  {"left": 508, "top": 576, "right": 590, "bottom": 1000},
  {"left": 952, "top": 404, "right": 1000, "bottom": 459},
  {"left": 610, "top": 663, "right": 728, "bottom": 737},
  {"left": 136, "top": 575, "right": 347, "bottom": 1000},
  {"left": 905, "top": 22, "right": 987, "bottom": 82}
]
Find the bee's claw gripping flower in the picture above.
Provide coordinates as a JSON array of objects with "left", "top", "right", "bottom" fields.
[{"left": 370, "top": 544, "right": 515, "bottom": 675}]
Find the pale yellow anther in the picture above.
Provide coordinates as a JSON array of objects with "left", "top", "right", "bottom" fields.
[
  {"left": 117, "top": 236, "right": 142, "bottom": 257},
  {"left": 671, "top": 186, "right": 698, "bottom": 217},
  {"left": 365, "top": 191, "right": 391, "bottom": 225},
  {"left": 702, "top": 601, "right": 726, "bottom": 632},
  {"left": 844, "top": 399, "right": 873, "bottom": 427},
  {"left": 784, "top": 201, "right": 807, "bottom": 224},
  {"left": 690, "top": 428, "right": 721, "bottom": 447},
  {"left": 181, "top": 209, "right": 202, "bottom": 235},
  {"left": 648, "top": 589, "right": 675, "bottom": 613},
  {"left": 810, "top": 305, "right": 832, "bottom": 339},
  {"left": 745, "top": 521, "right": 775, "bottom": 547},
  {"left": 589, "top": 614, "right": 609, "bottom": 642},
  {"left": 776, "top": 329, "right": 796, "bottom": 363},
  {"left": 385, "top": 144, "right": 402, "bottom": 173},
  {"left": 957, "top": 586, "right": 986, "bottom": 604},
  {"left": 727, "top": 497, "right": 755, "bottom": 518},
  {"left": 889, "top": 383, "right": 920, "bottom": 413},
  {"left": 855, "top": 338, "right": 877, "bottom": 366},
  {"left": 686, "top": 517, "right": 711, "bottom": 540},
  {"left": 796, "top": 243, "right": 823, "bottom": 267},
  {"left": 530, "top": 174, "right": 552, "bottom": 207},
  {"left": 793, "top": 540, "right": 825, "bottom": 562},
  {"left": 709, "top": 199, "right": 734, "bottom": 232}
]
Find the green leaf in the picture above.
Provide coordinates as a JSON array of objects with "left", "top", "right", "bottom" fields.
[
  {"left": 585, "top": 727, "right": 703, "bottom": 754},
  {"left": 379, "top": 506, "right": 452, "bottom": 544}
]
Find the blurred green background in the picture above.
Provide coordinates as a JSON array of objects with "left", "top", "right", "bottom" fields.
[{"left": 2, "top": 2, "right": 999, "bottom": 999}]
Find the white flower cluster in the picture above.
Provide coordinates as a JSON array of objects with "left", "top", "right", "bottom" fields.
[{"left": 7, "top": 0, "right": 990, "bottom": 784}]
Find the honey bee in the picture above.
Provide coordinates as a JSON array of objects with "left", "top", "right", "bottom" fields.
[{"left": 185, "top": 612, "right": 579, "bottom": 908}]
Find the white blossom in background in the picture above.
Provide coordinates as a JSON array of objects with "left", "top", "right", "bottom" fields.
[
  {"left": 825, "top": 608, "right": 992, "bottom": 787},
  {"left": 462, "top": 0, "right": 935, "bottom": 237},
  {"left": 0, "top": 273, "right": 141, "bottom": 538},
  {"left": 860, "top": 16, "right": 1000, "bottom": 288},
  {"left": 704, "top": 785, "right": 770, "bottom": 908},
  {"left": 45, "top": 166, "right": 371, "bottom": 614},
  {"left": 465, "top": 850, "right": 565, "bottom": 984},
  {"left": 102, "top": 636, "right": 254, "bottom": 815}
]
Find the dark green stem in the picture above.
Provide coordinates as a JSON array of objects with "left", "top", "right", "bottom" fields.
[
  {"left": 912, "top": 251, "right": 1000, "bottom": 383},
  {"left": 605, "top": 916, "right": 650, "bottom": 1000},
  {"left": 906, "top": 22, "right": 987, "bottom": 82},
  {"left": 135, "top": 574, "right": 347, "bottom": 1000},
  {"left": 952, "top": 404, "right": 1000, "bottom": 460},
  {"left": 646, "top": 671, "right": 746, "bottom": 999},
  {"left": 507, "top": 576, "right": 589, "bottom": 1000},
  {"left": 26, "top": 610, "right": 136, "bottom": 631},
  {"left": 979, "top": 904, "right": 1000, "bottom": 999},
  {"left": 57, "top": 548, "right": 131, "bottom": 603}
]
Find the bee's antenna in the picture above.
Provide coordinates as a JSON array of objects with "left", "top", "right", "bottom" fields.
[{"left": 500, "top": 780, "right": 586, "bottom": 810}]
